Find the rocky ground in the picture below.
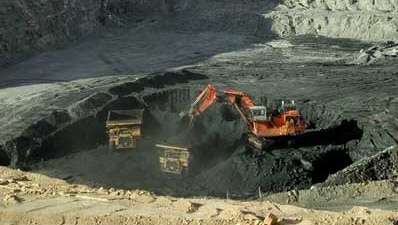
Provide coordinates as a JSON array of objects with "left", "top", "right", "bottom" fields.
[
  {"left": 1, "top": 0, "right": 398, "bottom": 224},
  {"left": 1, "top": 166, "right": 398, "bottom": 225}
]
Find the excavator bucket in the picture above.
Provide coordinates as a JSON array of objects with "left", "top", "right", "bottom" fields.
[
  {"left": 156, "top": 144, "right": 191, "bottom": 174},
  {"left": 178, "top": 111, "right": 195, "bottom": 128}
]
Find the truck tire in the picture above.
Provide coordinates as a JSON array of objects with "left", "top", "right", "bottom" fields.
[
  {"left": 181, "top": 167, "right": 189, "bottom": 177},
  {"left": 108, "top": 140, "right": 115, "bottom": 153}
]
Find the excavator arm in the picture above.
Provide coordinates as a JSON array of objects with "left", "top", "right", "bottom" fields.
[
  {"left": 189, "top": 84, "right": 218, "bottom": 117},
  {"left": 189, "top": 85, "right": 257, "bottom": 116},
  {"left": 187, "top": 84, "right": 257, "bottom": 131}
]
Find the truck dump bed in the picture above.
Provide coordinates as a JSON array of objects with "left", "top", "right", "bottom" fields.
[
  {"left": 106, "top": 109, "right": 145, "bottom": 150},
  {"left": 106, "top": 109, "right": 145, "bottom": 126}
]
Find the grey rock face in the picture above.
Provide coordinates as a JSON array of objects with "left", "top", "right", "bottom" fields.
[
  {"left": 0, "top": 0, "right": 100, "bottom": 67},
  {"left": 350, "top": 41, "right": 398, "bottom": 65},
  {"left": 0, "top": 0, "right": 163, "bottom": 67}
]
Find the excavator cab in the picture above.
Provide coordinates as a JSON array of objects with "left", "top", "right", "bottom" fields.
[{"left": 249, "top": 106, "right": 268, "bottom": 121}]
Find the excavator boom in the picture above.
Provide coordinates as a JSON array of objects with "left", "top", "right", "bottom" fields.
[{"left": 189, "top": 84, "right": 218, "bottom": 117}]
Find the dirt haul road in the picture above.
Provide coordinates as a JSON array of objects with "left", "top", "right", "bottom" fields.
[{"left": 1, "top": 166, "right": 398, "bottom": 225}]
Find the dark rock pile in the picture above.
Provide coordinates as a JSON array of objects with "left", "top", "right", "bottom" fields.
[
  {"left": 322, "top": 145, "right": 398, "bottom": 186},
  {"left": 0, "top": 70, "right": 207, "bottom": 168}
]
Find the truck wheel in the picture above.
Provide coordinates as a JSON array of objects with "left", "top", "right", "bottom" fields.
[
  {"left": 108, "top": 140, "right": 115, "bottom": 153},
  {"left": 181, "top": 167, "right": 189, "bottom": 177}
]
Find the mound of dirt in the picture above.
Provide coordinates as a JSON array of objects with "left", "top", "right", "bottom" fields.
[
  {"left": 191, "top": 144, "right": 354, "bottom": 197},
  {"left": 267, "top": 179, "right": 398, "bottom": 210},
  {"left": 2, "top": 165, "right": 398, "bottom": 225},
  {"left": 322, "top": 145, "right": 398, "bottom": 187},
  {"left": 269, "top": 0, "right": 398, "bottom": 42},
  {"left": 349, "top": 41, "right": 398, "bottom": 65}
]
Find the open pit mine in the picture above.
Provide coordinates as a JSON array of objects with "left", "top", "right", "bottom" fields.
[{"left": 1, "top": 0, "right": 398, "bottom": 224}]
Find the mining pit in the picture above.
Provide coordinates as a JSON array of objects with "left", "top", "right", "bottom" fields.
[
  {"left": 1, "top": 0, "right": 398, "bottom": 224},
  {"left": 0, "top": 75, "right": 366, "bottom": 199},
  {"left": 0, "top": 64, "right": 395, "bottom": 200}
]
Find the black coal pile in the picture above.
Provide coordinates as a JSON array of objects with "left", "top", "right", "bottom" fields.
[
  {"left": 181, "top": 102, "right": 363, "bottom": 198},
  {"left": 322, "top": 145, "right": 398, "bottom": 187},
  {"left": 0, "top": 70, "right": 207, "bottom": 168}
]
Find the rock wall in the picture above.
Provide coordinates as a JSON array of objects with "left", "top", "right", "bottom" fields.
[
  {"left": 269, "top": 0, "right": 398, "bottom": 42},
  {"left": 171, "top": 0, "right": 398, "bottom": 42},
  {"left": 104, "top": 0, "right": 173, "bottom": 21},
  {"left": 0, "top": 0, "right": 164, "bottom": 68},
  {"left": 282, "top": 0, "right": 398, "bottom": 11},
  {"left": 174, "top": 0, "right": 279, "bottom": 37},
  {"left": 2, "top": 0, "right": 398, "bottom": 68},
  {"left": 0, "top": 0, "right": 101, "bottom": 67}
]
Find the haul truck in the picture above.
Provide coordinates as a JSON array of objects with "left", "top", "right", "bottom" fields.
[
  {"left": 157, "top": 143, "right": 191, "bottom": 174},
  {"left": 106, "top": 109, "right": 144, "bottom": 151}
]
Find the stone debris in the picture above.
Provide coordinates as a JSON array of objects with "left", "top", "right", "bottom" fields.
[
  {"left": 262, "top": 213, "right": 279, "bottom": 225},
  {"left": 0, "top": 179, "right": 9, "bottom": 185},
  {"left": 243, "top": 213, "right": 262, "bottom": 224},
  {"left": 350, "top": 41, "right": 398, "bottom": 65},
  {"left": 3, "top": 194, "right": 22, "bottom": 205},
  {"left": 323, "top": 146, "right": 398, "bottom": 186},
  {"left": 286, "top": 190, "right": 299, "bottom": 203},
  {"left": 0, "top": 169, "right": 158, "bottom": 206},
  {"left": 0, "top": 176, "right": 30, "bottom": 185}
]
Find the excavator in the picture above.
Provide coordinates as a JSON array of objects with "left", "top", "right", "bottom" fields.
[{"left": 157, "top": 84, "right": 307, "bottom": 174}]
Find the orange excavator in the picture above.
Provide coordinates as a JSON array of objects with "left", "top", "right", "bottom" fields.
[
  {"left": 157, "top": 84, "right": 307, "bottom": 174},
  {"left": 187, "top": 84, "right": 306, "bottom": 150}
]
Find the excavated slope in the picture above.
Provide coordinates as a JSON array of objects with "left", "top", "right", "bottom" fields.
[
  {"left": 170, "top": 0, "right": 398, "bottom": 42},
  {"left": 269, "top": 0, "right": 398, "bottom": 42},
  {"left": 0, "top": 0, "right": 167, "bottom": 67},
  {"left": 0, "top": 0, "right": 100, "bottom": 67},
  {"left": 2, "top": 0, "right": 398, "bottom": 67}
]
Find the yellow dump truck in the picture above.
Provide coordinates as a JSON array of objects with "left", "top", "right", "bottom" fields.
[
  {"left": 156, "top": 143, "right": 191, "bottom": 174},
  {"left": 106, "top": 109, "right": 144, "bottom": 151}
]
